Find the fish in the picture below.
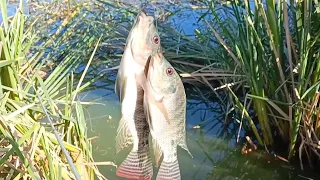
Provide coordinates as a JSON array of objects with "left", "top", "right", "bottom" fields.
[
  {"left": 114, "top": 10, "right": 163, "bottom": 180},
  {"left": 137, "top": 53, "right": 193, "bottom": 180}
]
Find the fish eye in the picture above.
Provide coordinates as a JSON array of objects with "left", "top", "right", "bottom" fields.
[
  {"left": 152, "top": 35, "right": 160, "bottom": 45},
  {"left": 166, "top": 67, "right": 174, "bottom": 75}
]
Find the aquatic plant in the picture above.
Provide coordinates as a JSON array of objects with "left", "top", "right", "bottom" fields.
[
  {"left": 19, "top": 0, "right": 320, "bottom": 174},
  {"left": 192, "top": 0, "right": 320, "bottom": 167},
  {"left": 0, "top": 1, "right": 111, "bottom": 179}
]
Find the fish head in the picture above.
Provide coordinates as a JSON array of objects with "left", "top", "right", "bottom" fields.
[
  {"left": 130, "top": 11, "right": 161, "bottom": 65},
  {"left": 147, "top": 53, "right": 178, "bottom": 96}
]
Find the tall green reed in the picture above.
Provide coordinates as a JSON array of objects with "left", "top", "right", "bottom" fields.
[
  {"left": 23, "top": 0, "right": 320, "bottom": 169},
  {"left": 0, "top": 0, "right": 111, "bottom": 179},
  {"left": 198, "top": 0, "right": 320, "bottom": 163}
]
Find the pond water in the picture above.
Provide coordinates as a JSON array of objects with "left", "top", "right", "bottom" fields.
[
  {"left": 0, "top": 0, "right": 29, "bottom": 23},
  {"left": 3, "top": 0, "right": 320, "bottom": 179},
  {"left": 75, "top": 2, "right": 320, "bottom": 179},
  {"left": 81, "top": 83, "right": 320, "bottom": 180}
]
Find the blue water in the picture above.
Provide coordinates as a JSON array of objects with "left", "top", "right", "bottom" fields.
[{"left": 0, "top": 0, "right": 29, "bottom": 23}]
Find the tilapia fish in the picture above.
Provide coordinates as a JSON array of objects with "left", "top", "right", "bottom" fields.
[
  {"left": 114, "top": 10, "right": 161, "bottom": 180},
  {"left": 139, "top": 53, "right": 193, "bottom": 180}
]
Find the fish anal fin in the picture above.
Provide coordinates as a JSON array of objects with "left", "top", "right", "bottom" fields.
[
  {"left": 115, "top": 117, "right": 133, "bottom": 154},
  {"left": 178, "top": 139, "right": 193, "bottom": 158},
  {"left": 152, "top": 137, "right": 163, "bottom": 167}
]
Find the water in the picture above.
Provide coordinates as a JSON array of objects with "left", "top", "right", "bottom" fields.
[
  {"left": 75, "top": 2, "right": 320, "bottom": 178},
  {"left": 80, "top": 83, "right": 320, "bottom": 180},
  {"left": 3, "top": 0, "right": 320, "bottom": 179},
  {"left": 0, "top": 0, "right": 29, "bottom": 23}
]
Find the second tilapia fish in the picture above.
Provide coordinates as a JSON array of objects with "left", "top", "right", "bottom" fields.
[
  {"left": 138, "top": 53, "right": 193, "bottom": 180},
  {"left": 114, "top": 10, "right": 161, "bottom": 180}
]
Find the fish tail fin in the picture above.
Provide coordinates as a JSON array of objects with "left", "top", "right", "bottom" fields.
[
  {"left": 116, "top": 150, "right": 153, "bottom": 180},
  {"left": 156, "top": 158, "right": 181, "bottom": 180}
]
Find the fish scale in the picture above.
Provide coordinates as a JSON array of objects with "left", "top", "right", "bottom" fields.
[
  {"left": 114, "top": 10, "right": 162, "bottom": 180},
  {"left": 142, "top": 53, "right": 193, "bottom": 180}
]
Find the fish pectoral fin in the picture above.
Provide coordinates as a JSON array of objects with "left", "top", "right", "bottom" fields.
[
  {"left": 154, "top": 99, "right": 170, "bottom": 124},
  {"left": 148, "top": 93, "right": 170, "bottom": 124},
  {"left": 115, "top": 116, "right": 133, "bottom": 153}
]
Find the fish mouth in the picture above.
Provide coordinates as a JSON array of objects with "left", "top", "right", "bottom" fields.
[
  {"left": 136, "top": 10, "right": 147, "bottom": 24},
  {"left": 140, "top": 8, "right": 147, "bottom": 17}
]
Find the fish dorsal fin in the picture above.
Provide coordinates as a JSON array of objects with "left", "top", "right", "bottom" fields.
[
  {"left": 115, "top": 116, "right": 133, "bottom": 154},
  {"left": 152, "top": 136, "right": 163, "bottom": 167}
]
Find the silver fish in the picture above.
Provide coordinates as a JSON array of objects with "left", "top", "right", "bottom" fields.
[
  {"left": 114, "top": 10, "right": 162, "bottom": 180},
  {"left": 138, "top": 53, "right": 193, "bottom": 180}
]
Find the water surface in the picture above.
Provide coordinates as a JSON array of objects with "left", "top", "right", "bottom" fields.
[
  {"left": 3, "top": 1, "right": 320, "bottom": 179},
  {"left": 80, "top": 84, "right": 320, "bottom": 180}
]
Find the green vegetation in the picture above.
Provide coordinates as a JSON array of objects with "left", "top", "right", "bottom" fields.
[
  {"left": 0, "top": 1, "right": 109, "bottom": 179},
  {"left": 1, "top": 0, "right": 320, "bottom": 178},
  {"left": 194, "top": 0, "right": 320, "bottom": 165}
]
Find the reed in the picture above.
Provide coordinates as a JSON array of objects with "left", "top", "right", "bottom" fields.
[
  {"left": 191, "top": 0, "right": 320, "bottom": 165},
  {"left": 18, "top": 0, "right": 320, "bottom": 172},
  {"left": 0, "top": 1, "right": 111, "bottom": 179}
]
